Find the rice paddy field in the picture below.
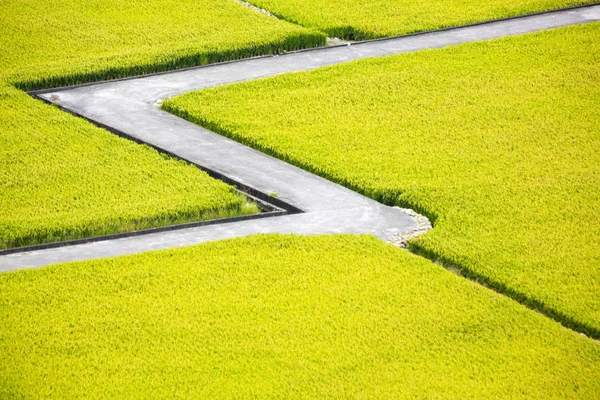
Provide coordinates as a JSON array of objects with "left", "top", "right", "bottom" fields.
[
  {"left": 0, "top": 91, "right": 260, "bottom": 249},
  {"left": 0, "top": 0, "right": 324, "bottom": 90},
  {"left": 3, "top": 0, "right": 600, "bottom": 396},
  {"left": 1, "top": 235, "right": 599, "bottom": 398},
  {"left": 164, "top": 23, "right": 600, "bottom": 336},
  {"left": 248, "top": 0, "right": 595, "bottom": 39},
  {"left": 0, "top": 0, "right": 324, "bottom": 249}
]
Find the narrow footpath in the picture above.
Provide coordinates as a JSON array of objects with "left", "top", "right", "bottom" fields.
[{"left": 2, "top": 4, "right": 598, "bottom": 271}]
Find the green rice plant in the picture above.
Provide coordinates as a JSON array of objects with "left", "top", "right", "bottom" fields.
[
  {"left": 1, "top": 234, "right": 599, "bottom": 398},
  {"left": 248, "top": 0, "right": 596, "bottom": 40},
  {"left": 0, "top": 0, "right": 325, "bottom": 249},
  {"left": 163, "top": 23, "right": 600, "bottom": 335}
]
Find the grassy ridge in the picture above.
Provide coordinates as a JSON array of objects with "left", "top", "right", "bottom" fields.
[
  {"left": 164, "top": 24, "right": 600, "bottom": 334},
  {"left": 0, "top": 0, "right": 325, "bottom": 249},
  {"left": 249, "top": 0, "right": 595, "bottom": 39},
  {"left": 1, "top": 234, "right": 599, "bottom": 398}
]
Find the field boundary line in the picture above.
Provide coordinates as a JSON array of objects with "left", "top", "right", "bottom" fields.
[{"left": 0, "top": 209, "right": 287, "bottom": 257}]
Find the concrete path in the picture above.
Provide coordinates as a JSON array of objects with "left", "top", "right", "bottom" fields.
[{"left": 2, "top": 4, "right": 598, "bottom": 272}]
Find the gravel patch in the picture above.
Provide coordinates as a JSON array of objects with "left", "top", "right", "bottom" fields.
[{"left": 388, "top": 207, "right": 432, "bottom": 249}]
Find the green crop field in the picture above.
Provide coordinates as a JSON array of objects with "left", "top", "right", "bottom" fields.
[
  {"left": 248, "top": 0, "right": 594, "bottom": 39},
  {"left": 1, "top": 235, "right": 599, "bottom": 398},
  {"left": 0, "top": 0, "right": 324, "bottom": 90},
  {"left": 0, "top": 0, "right": 324, "bottom": 249},
  {"left": 164, "top": 23, "right": 600, "bottom": 336},
  {"left": 3, "top": 0, "right": 600, "bottom": 396},
  {"left": 0, "top": 88, "right": 260, "bottom": 249}
]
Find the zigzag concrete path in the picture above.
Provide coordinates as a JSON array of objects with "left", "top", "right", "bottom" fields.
[{"left": 1, "top": 4, "right": 599, "bottom": 271}]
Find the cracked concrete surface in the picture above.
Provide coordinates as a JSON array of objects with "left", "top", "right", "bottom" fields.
[{"left": 1, "top": 4, "right": 598, "bottom": 272}]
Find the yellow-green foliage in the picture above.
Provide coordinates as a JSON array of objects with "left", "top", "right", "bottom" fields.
[
  {"left": 249, "top": 0, "right": 595, "bottom": 39},
  {"left": 1, "top": 235, "right": 599, "bottom": 398},
  {"left": 0, "top": 0, "right": 324, "bottom": 89},
  {"left": 164, "top": 24, "right": 600, "bottom": 335},
  {"left": 0, "top": 0, "right": 324, "bottom": 249},
  {"left": 0, "top": 85, "right": 260, "bottom": 249}
]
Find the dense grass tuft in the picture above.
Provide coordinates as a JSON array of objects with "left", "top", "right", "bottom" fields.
[{"left": 164, "top": 23, "right": 600, "bottom": 334}]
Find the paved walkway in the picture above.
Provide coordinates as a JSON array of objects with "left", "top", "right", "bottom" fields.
[{"left": 2, "top": 4, "right": 598, "bottom": 272}]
